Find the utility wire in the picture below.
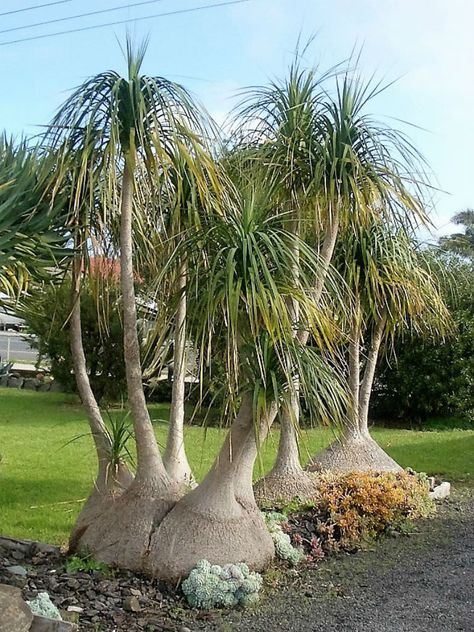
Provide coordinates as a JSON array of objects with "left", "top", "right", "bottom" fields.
[
  {"left": 0, "top": 0, "right": 251, "bottom": 46},
  {"left": 0, "top": 1, "right": 74, "bottom": 18},
  {"left": 0, "top": 0, "right": 175, "bottom": 35}
]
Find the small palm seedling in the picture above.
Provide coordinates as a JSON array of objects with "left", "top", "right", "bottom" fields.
[{"left": 102, "top": 408, "right": 136, "bottom": 477}]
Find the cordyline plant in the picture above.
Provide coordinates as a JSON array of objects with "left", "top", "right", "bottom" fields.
[
  {"left": 232, "top": 57, "right": 434, "bottom": 502},
  {"left": 308, "top": 221, "right": 451, "bottom": 473},
  {"left": 43, "top": 38, "right": 223, "bottom": 571}
]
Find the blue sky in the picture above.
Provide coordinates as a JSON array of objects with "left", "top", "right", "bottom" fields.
[{"left": 1, "top": 0, "right": 472, "bottom": 238}]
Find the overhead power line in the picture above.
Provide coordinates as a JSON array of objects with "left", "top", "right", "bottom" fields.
[
  {"left": 0, "top": 0, "right": 174, "bottom": 35},
  {"left": 0, "top": 1, "right": 74, "bottom": 18},
  {"left": 0, "top": 0, "right": 251, "bottom": 46}
]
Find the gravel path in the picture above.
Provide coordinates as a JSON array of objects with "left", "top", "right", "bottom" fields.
[{"left": 218, "top": 487, "right": 474, "bottom": 632}]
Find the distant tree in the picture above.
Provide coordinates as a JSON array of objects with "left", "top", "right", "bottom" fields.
[
  {"left": 439, "top": 209, "right": 474, "bottom": 259},
  {"left": 19, "top": 272, "right": 127, "bottom": 403},
  {"left": 371, "top": 253, "right": 474, "bottom": 423}
]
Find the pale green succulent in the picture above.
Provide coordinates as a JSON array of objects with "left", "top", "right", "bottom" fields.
[
  {"left": 182, "top": 560, "right": 263, "bottom": 609},
  {"left": 27, "top": 592, "right": 62, "bottom": 621},
  {"left": 263, "top": 512, "right": 305, "bottom": 566}
]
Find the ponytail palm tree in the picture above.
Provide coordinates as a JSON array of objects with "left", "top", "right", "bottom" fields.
[
  {"left": 148, "top": 181, "right": 348, "bottom": 580},
  {"left": 159, "top": 150, "right": 224, "bottom": 488},
  {"left": 45, "top": 40, "right": 220, "bottom": 570},
  {"left": 234, "top": 62, "right": 431, "bottom": 501},
  {"left": 309, "top": 223, "right": 450, "bottom": 472}
]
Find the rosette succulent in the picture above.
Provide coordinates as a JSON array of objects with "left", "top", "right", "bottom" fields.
[
  {"left": 264, "top": 512, "right": 305, "bottom": 565},
  {"left": 27, "top": 592, "right": 62, "bottom": 621},
  {"left": 182, "top": 559, "right": 263, "bottom": 609}
]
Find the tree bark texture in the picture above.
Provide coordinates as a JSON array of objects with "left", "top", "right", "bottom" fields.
[
  {"left": 308, "top": 310, "right": 401, "bottom": 473},
  {"left": 147, "top": 393, "right": 276, "bottom": 579},
  {"left": 68, "top": 255, "right": 133, "bottom": 551},
  {"left": 163, "top": 259, "right": 195, "bottom": 487}
]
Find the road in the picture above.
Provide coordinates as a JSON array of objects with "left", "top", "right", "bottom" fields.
[{"left": 0, "top": 332, "right": 39, "bottom": 363}]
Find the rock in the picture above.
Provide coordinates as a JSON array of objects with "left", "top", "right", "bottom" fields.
[
  {"left": 7, "top": 376, "right": 24, "bottom": 388},
  {"left": 7, "top": 574, "right": 28, "bottom": 589},
  {"left": 66, "top": 578, "right": 79, "bottom": 590},
  {"left": 129, "top": 587, "right": 142, "bottom": 596},
  {"left": 0, "top": 583, "right": 33, "bottom": 632},
  {"left": 123, "top": 595, "right": 141, "bottom": 612},
  {"left": 60, "top": 610, "right": 79, "bottom": 624},
  {"left": 429, "top": 481, "right": 451, "bottom": 500},
  {"left": 0, "top": 536, "right": 32, "bottom": 557},
  {"left": 34, "top": 542, "right": 60, "bottom": 557},
  {"left": 30, "top": 614, "right": 78, "bottom": 631},
  {"left": 6, "top": 564, "right": 27, "bottom": 576},
  {"left": 24, "top": 378, "right": 40, "bottom": 390},
  {"left": 66, "top": 605, "right": 83, "bottom": 613}
]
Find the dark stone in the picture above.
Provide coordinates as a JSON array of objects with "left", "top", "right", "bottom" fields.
[
  {"left": 24, "top": 378, "right": 40, "bottom": 390},
  {"left": 66, "top": 578, "right": 79, "bottom": 590},
  {"left": 34, "top": 542, "right": 60, "bottom": 557},
  {"left": 7, "top": 376, "right": 24, "bottom": 388}
]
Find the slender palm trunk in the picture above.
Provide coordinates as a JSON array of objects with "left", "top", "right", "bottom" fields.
[
  {"left": 163, "top": 259, "right": 194, "bottom": 487},
  {"left": 120, "top": 162, "right": 170, "bottom": 485},
  {"left": 358, "top": 313, "right": 386, "bottom": 435},
  {"left": 345, "top": 296, "right": 361, "bottom": 438},
  {"left": 308, "top": 306, "right": 400, "bottom": 473},
  {"left": 257, "top": 209, "right": 340, "bottom": 501},
  {"left": 70, "top": 263, "right": 112, "bottom": 467},
  {"left": 266, "top": 217, "right": 304, "bottom": 479},
  {"left": 69, "top": 257, "right": 133, "bottom": 549}
]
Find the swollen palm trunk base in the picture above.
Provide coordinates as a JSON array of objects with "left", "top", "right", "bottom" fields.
[
  {"left": 69, "top": 460, "right": 134, "bottom": 552},
  {"left": 254, "top": 469, "right": 319, "bottom": 504},
  {"left": 148, "top": 395, "right": 276, "bottom": 580},
  {"left": 146, "top": 481, "right": 274, "bottom": 580},
  {"left": 254, "top": 408, "right": 319, "bottom": 504},
  {"left": 307, "top": 433, "right": 402, "bottom": 473},
  {"left": 73, "top": 477, "right": 183, "bottom": 572}
]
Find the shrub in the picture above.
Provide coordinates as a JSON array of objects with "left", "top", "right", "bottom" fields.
[
  {"left": 181, "top": 559, "right": 262, "bottom": 609},
  {"left": 371, "top": 255, "right": 474, "bottom": 424},
  {"left": 285, "top": 471, "right": 434, "bottom": 555},
  {"left": 18, "top": 274, "right": 129, "bottom": 403}
]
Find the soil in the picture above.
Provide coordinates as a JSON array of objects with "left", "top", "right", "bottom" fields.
[{"left": 0, "top": 486, "right": 472, "bottom": 631}]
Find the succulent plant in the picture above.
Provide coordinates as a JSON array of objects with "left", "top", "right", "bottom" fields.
[
  {"left": 182, "top": 559, "right": 263, "bottom": 609},
  {"left": 27, "top": 592, "right": 62, "bottom": 621},
  {"left": 263, "top": 511, "right": 305, "bottom": 566}
]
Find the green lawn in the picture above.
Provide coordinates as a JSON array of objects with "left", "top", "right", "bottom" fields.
[{"left": 1, "top": 388, "right": 473, "bottom": 545}]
